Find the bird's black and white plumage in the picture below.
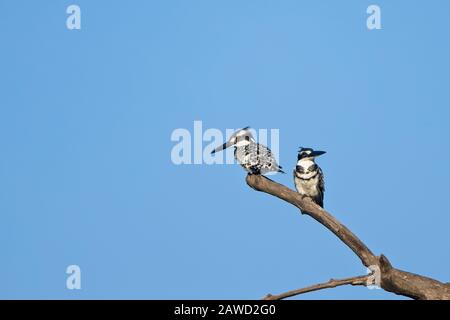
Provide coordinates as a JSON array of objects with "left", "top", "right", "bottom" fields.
[
  {"left": 293, "top": 147, "right": 326, "bottom": 207},
  {"left": 211, "top": 127, "right": 284, "bottom": 175}
]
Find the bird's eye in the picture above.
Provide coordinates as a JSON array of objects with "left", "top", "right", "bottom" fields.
[{"left": 245, "top": 136, "right": 250, "bottom": 141}]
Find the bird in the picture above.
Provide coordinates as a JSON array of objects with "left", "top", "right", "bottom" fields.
[
  {"left": 293, "top": 147, "right": 326, "bottom": 207},
  {"left": 211, "top": 127, "right": 285, "bottom": 175}
]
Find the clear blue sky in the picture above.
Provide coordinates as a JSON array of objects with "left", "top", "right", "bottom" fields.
[{"left": 1, "top": 1, "right": 449, "bottom": 299}]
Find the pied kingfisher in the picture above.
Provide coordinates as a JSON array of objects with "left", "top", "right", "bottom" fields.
[
  {"left": 211, "top": 127, "right": 285, "bottom": 175},
  {"left": 294, "top": 147, "right": 326, "bottom": 207}
]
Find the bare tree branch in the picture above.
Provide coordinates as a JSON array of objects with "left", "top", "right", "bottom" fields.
[
  {"left": 264, "top": 275, "right": 370, "bottom": 300},
  {"left": 246, "top": 174, "right": 450, "bottom": 300}
]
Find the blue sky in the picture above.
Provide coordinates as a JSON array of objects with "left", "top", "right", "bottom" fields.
[{"left": 1, "top": 1, "right": 449, "bottom": 299}]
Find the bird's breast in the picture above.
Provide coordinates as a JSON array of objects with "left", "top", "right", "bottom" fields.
[{"left": 294, "top": 174, "right": 320, "bottom": 196}]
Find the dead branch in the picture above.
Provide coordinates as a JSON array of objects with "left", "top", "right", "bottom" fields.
[{"left": 246, "top": 174, "right": 450, "bottom": 300}]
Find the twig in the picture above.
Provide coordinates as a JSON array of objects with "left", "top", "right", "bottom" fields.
[{"left": 264, "top": 275, "right": 370, "bottom": 300}]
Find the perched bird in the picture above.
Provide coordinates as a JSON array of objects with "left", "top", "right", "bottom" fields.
[
  {"left": 211, "top": 127, "right": 284, "bottom": 175},
  {"left": 293, "top": 147, "right": 326, "bottom": 207}
]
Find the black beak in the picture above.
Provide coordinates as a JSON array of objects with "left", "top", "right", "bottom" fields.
[
  {"left": 211, "top": 142, "right": 230, "bottom": 154},
  {"left": 311, "top": 150, "right": 326, "bottom": 157}
]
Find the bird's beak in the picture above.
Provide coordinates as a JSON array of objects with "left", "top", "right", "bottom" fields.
[
  {"left": 311, "top": 150, "right": 326, "bottom": 157},
  {"left": 211, "top": 141, "right": 233, "bottom": 154}
]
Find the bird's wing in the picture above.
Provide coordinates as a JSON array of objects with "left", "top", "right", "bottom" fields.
[
  {"left": 317, "top": 166, "right": 325, "bottom": 207},
  {"left": 258, "top": 144, "right": 281, "bottom": 168},
  {"left": 318, "top": 167, "right": 325, "bottom": 192}
]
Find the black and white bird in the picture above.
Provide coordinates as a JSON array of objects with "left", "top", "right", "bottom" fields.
[
  {"left": 211, "top": 127, "right": 284, "bottom": 175},
  {"left": 293, "top": 147, "right": 326, "bottom": 207}
]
